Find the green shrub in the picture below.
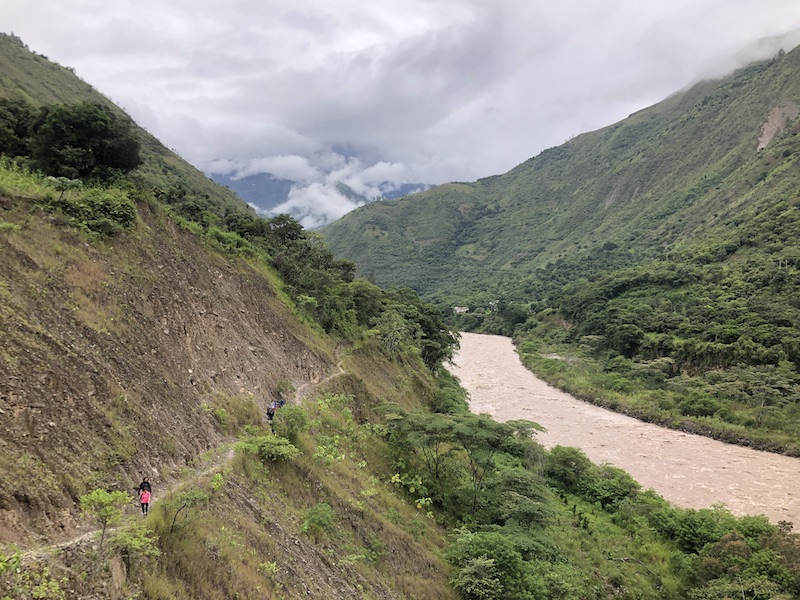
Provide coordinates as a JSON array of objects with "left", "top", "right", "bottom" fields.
[
  {"left": 161, "top": 490, "right": 210, "bottom": 533},
  {"left": 271, "top": 405, "right": 308, "bottom": 443},
  {"left": 203, "top": 395, "right": 262, "bottom": 433},
  {"left": 207, "top": 226, "right": 251, "bottom": 252},
  {"left": 109, "top": 523, "right": 161, "bottom": 572},
  {"left": 212, "top": 407, "right": 231, "bottom": 430},
  {"left": 449, "top": 556, "right": 505, "bottom": 600},
  {"left": 236, "top": 434, "right": 300, "bottom": 462},
  {"left": 276, "top": 378, "right": 296, "bottom": 397},
  {"left": 210, "top": 473, "right": 224, "bottom": 492},
  {"left": 300, "top": 502, "right": 336, "bottom": 542},
  {"left": 42, "top": 185, "right": 137, "bottom": 237},
  {"left": 430, "top": 370, "right": 470, "bottom": 414},
  {"left": 0, "top": 548, "right": 20, "bottom": 577},
  {"left": 87, "top": 216, "right": 124, "bottom": 237},
  {"left": 578, "top": 463, "right": 641, "bottom": 510},
  {"left": 0, "top": 221, "right": 21, "bottom": 234},
  {"left": 79, "top": 488, "right": 130, "bottom": 547},
  {"left": 544, "top": 445, "right": 592, "bottom": 493},
  {"left": 679, "top": 392, "right": 721, "bottom": 417},
  {"left": 447, "top": 530, "right": 526, "bottom": 600},
  {"left": 658, "top": 506, "right": 738, "bottom": 554}
]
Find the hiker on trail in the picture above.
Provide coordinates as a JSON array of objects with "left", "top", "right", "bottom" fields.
[
  {"left": 267, "top": 400, "right": 278, "bottom": 421},
  {"left": 138, "top": 477, "right": 152, "bottom": 495},
  {"left": 277, "top": 397, "right": 286, "bottom": 409},
  {"left": 137, "top": 477, "right": 152, "bottom": 515},
  {"left": 139, "top": 488, "right": 151, "bottom": 515}
]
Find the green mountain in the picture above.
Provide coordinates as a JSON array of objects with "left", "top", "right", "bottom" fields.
[
  {"left": 323, "top": 43, "right": 800, "bottom": 454},
  {"left": 0, "top": 32, "right": 461, "bottom": 598},
  {"left": 322, "top": 46, "right": 800, "bottom": 305},
  {"left": 4, "top": 31, "right": 800, "bottom": 600},
  {"left": 0, "top": 33, "right": 253, "bottom": 222}
]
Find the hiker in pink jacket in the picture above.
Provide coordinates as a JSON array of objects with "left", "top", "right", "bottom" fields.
[{"left": 139, "top": 488, "right": 151, "bottom": 515}]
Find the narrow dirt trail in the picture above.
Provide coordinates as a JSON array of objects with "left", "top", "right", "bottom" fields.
[
  {"left": 447, "top": 332, "right": 800, "bottom": 525},
  {"left": 20, "top": 445, "right": 236, "bottom": 564},
  {"left": 18, "top": 358, "right": 340, "bottom": 563}
]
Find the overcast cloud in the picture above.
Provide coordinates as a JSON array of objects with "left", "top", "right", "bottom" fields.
[{"left": 4, "top": 1, "right": 800, "bottom": 226}]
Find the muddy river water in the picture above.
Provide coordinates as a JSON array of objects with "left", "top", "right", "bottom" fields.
[{"left": 447, "top": 332, "right": 800, "bottom": 525}]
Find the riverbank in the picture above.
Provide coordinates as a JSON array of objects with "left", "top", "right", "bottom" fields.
[{"left": 447, "top": 332, "right": 800, "bottom": 526}]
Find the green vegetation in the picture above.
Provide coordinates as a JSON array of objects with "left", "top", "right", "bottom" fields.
[
  {"left": 378, "top": 384, "right": 800, "bottom": 599},
  {"left": 0, "top": 160, "right": 137, "bottom": 236},
  {"left": 0, "top": 97, "right": 141, "bottom": 181},
  {"left": 45, "top": 385, "right": 462, "bottom": 599},
  {"left": 236, "top": 433, "right": 301, "bottom": 462},
  {"left": 0, "top": 560, "right": 67, "bottom": 600},
  {"left": 271, "top": 404, "right": 309, "bottom": 442},
  {"left": 324, "top": 43, "right": 800, "bottom": 453},
  {"left": 512, "top": 206, "right": 800, "bottom": 451},
  {"left": 301, "top": 502, "right": 337, "bottom": 542},
  {"left": 3, "top": 29, "right": 800, "bottom": 600},
  {"left": 79, "top": 488, "right": 131, "bottom": 547}
]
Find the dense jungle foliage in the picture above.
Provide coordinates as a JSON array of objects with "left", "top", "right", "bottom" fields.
[
  {"left": 0, "top": 97, "right": 142, "bottom": 180},
  {"left": 380, "top": 372, "right": 800, "bottom": 599},
  {"left": 324, "top": 43, "right": 800, "bottom": 454}
]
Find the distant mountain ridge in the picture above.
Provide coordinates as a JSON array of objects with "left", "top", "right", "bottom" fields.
[
  {"left": 320, "top": 37, "right": 800, "bottom": 462},
  {"left": 322, "top": 42, "right": 800, "bottom": 304},
  {"left": 210, "top": 170, "right": 430, "bottom": 221},
  {"left": 210, "top": 171, "right": 296, "bottom": 211}
]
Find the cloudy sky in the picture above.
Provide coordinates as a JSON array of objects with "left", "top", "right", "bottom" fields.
[{"left": 4, "top": 1, "right": 800, "bottom": 227}]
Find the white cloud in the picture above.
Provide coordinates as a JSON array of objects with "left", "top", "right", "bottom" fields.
[
  {"left": 230, "top": 155, "right": 320, "bottom": 182},
  {"left": 270, "top": 182, "right": 365, "bottom": 230},
  {"left": 4, "top": 0, "right": 800, "bottom": 225}
]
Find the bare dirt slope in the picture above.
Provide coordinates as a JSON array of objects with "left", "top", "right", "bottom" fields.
[
  {"left": 448, "top": 332, "right": 800, "bottom": 526},
  {"left": 0, "top": 196, "right": 336, "bottom": 546}
]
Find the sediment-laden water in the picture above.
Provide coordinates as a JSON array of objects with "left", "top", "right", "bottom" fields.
[{"left": 447, "top": 332, "right": 800, "bottom": 525}]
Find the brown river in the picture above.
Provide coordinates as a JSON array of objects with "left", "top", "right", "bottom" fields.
[{"left": 447, "top": 332, "right": 800, "bottom": 525}]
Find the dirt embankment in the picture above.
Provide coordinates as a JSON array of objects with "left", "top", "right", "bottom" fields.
[
  {"left": 0, "top": 197, "right": 337, "bottom": 546},
  {"left": 448, "top": 332, "right": 800, "bottom": 526}
]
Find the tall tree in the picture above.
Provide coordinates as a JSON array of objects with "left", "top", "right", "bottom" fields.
[{"left": 30, "top": 102, "right": 141, "bottom": 180}]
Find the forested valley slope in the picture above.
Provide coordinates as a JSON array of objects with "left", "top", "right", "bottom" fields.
[
  {"left": 3, "top": 31, "right": 800, "bottom": 600},
  {"left": 323, "top": 39, "right": 800, "bottom": 459}
]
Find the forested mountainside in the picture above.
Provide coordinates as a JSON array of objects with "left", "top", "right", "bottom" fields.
[
  {"left": 323, "top": 41, "right": 800, "bottom": 456},
  {"left": 0, "top": 33, "right": 252, "bottom": 222},
  {"left": 322, "top": 45, "right": 800, "bottom": 306},
  {"left": 0, "top": 32, "right": 461, "bottom": 598},
  {"left": 3, "top": 31, "right": 800, "bottom": 600}
]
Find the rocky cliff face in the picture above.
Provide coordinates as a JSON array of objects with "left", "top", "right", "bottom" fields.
[
  {"left": 0, "top": 195, "right": 336, "bottom": 546},
  {"left": 758, "top": 100, "right": 800, "bottom": 149}
]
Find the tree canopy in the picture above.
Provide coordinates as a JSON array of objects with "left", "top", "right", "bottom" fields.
[{"left": 0, "top": 99, "right": 141, "bottom": 181}]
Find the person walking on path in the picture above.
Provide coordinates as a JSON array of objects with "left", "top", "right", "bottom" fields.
[
  {"left": 137, "top": 477, "right": 152, "bottom": 515},
  {"left": 267, "top": 400, "right": 278, "bottom": 421},
  {"left": 139, "top": 488, "right": 151, "bottom": 515},
  {"left": 138, "top": 477, "right": 152, "bottom": 495}
]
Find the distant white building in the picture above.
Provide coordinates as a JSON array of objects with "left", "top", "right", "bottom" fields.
[{"left": 453, "top": 306, "right": 469, "bottom": 314}]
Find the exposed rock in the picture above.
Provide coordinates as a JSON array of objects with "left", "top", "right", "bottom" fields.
[{"left": 757, "top": 101, "right": 800, "bottom": 150}]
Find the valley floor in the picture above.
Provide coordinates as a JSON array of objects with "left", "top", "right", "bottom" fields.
[{"left": 448, "top": 332, "right": 800, "bottom": 526}]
